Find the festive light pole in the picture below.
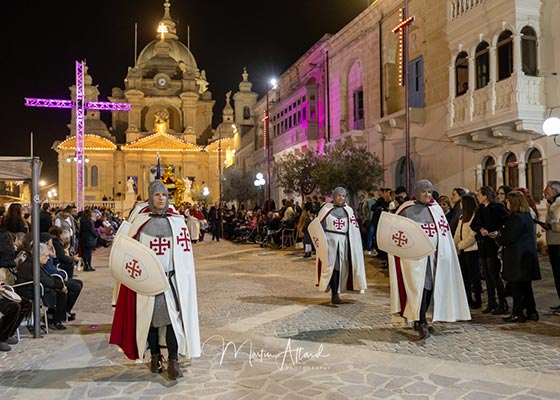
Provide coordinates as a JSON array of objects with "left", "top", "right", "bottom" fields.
[
  {"left": 264, "top": 78, "right": 277, "bottom": 211},
  {"left": 25, "top": 61, "right": 130, "bottom": 210},
  {"left": 392, "top": 1, "right": 414, "bottom": 193}
]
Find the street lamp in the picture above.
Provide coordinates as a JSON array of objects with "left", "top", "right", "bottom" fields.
[
  {"left": 265, "top": 78, "right": 277, "bottom": 211},
  {"left": 543, "top": 113, "right": 560, "bottom": 146},
  {"left": 254, "top": 172, "right": 266, "bottom": 207}
]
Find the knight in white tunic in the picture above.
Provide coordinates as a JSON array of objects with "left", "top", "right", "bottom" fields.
[
  {"left": 110, "top": 181, "right": 200, "bottom": 380},
  {"left": 387, "top": 180, "right": 471, "bottom": 339},
  {"left": 315, "top": 187, "right": 367, "bottom": 304}
]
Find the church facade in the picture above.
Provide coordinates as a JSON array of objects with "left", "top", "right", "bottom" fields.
[{"left": 54, "top": 0, "right": 246, "bottom": 207}]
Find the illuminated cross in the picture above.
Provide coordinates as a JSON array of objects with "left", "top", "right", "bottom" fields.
[
  {"left": 157, "top": 22, "right": 168, "bottom": 41},
  {"left": 391, "top": 7, "right": 415, "bottom": 86},
  {"left": 25, "top": 61, "right": 130, "bottom": 211}
]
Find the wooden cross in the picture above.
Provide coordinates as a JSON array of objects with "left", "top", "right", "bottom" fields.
[{"left": 391, "top": 7, "right": 415, "bottom": 86}]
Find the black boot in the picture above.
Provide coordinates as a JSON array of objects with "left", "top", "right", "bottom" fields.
[
  {"left": 471, "top": 292, "right": 482, "bottom": 309},
  {"left": 492, "top": 300, "right": 509, "bottom": 315},
  {"left": 303, "top": 252, "right": 311, "bottom": 258},
  {"left": 85, "top": 262, "right": 96, "bottom": 272},
  {"left": 483, "top": 302, "right": 497, "bottom": 314}
]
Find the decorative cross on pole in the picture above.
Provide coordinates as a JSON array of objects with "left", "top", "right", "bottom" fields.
[
  {"left": 391, "top": 0, "right": 414, "bottom": 194},
  {"left": 25, "top": 61, "right": 131, "bottom": 211}
]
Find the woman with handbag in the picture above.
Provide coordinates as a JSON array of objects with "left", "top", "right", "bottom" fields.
[{"left": 79, "top": 209, "right": 99, "bottom": 272}]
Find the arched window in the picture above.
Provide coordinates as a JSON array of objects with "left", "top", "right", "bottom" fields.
[
  {"left": 396, "top": 157, "right": 415, "bottom": 191},
  {"left": 475, "top": 41, "right": 490, "bottom": 89},
  {"left": 503, "top": 153, "right": 518, "bottom": 188},
  {"left": 483, "top": 157, "right": 496, "bottom": 188},
  {"left": 243, "top": 106, "right": 251, "bottom": 120},
  {"left": 521, "top": 26, "right": 538, "bottom": 76},
  {"left": 497, "top": 30, "right": 513, "bottom": 81},
  {"left": 455, "top": 51, "right": 469, "bottom": 96},
  {"left": 91, "top": 166, "right": 99, "bottom": 187},
  {"left": 526, "top": 148, "right": 543, "bottom": 201}
]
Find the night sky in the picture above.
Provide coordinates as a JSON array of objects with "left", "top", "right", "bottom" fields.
[{"left": 3, "top": 0, "right": 369, "bottom": 184}]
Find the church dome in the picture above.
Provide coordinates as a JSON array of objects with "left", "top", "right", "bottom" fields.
[
  {"left": 135, "top": 0, "right": 198, "bottom": 77},
  {"left": 136, "top": 40, "right": 198, "bottom": 76}
]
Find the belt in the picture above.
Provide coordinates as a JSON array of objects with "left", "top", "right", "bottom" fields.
[{"left": 325, "top": 229, "right": 347, "bottom": 235}]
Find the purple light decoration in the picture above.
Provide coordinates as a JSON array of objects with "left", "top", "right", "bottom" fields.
[{"left": 25, "top": 61, "right": 130, "bottom": 211}]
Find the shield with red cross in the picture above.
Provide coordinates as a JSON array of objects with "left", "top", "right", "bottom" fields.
[
  {"left": 376, "top": 211, "right": 436, "bottom": 259},
  {"left": 109, "top": 234, "right": 169, "bottom": 295}
]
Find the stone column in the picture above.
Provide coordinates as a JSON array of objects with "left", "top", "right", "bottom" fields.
[{"left": 518, "top": 161, "right": 526, "bottom": 188}]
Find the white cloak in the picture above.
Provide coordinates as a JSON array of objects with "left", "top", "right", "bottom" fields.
[
  {"left": 128, "top": 210, "right": 201, "bottom": 359},
  {"left": 315, "top": 203, "right": 367, "bottom": 292},
  {"left": 388, "top": 200, "right": 471, "bottom": 323}
]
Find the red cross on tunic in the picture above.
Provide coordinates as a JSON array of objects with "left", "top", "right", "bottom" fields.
[
  {"left": 176, "top": 227, "right": 191, "bottom": 252},
  {"left": 438, "top": 215, "right": 450, "bottom": 237},
  {"left": 392, "top": 231, "right": 408, "bottom": 247},
  {"left": 349, "top": 214, "right": 359, "bottom": 228},
  {"left": 333, "top": 218, "right": 346, "bottom": 230},
  {"left": 150, "top": 237, "right": 171, "bottom": 255},
  {"left": 125, "top": 259, "right": 142, "bottom": 279},
  {"left": 421, "top": 223, "right": 437, "bottom": 237}
]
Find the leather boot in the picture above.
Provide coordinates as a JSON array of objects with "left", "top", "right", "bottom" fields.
[
  {"left": 149, "top": 354, "right": 164, "bottom": 373},
  {"left": 331, "top": 294, "right": 343, "bottom": 304},
  {"left": 167, "top": 359, "right": 183, "bottom": 380}
]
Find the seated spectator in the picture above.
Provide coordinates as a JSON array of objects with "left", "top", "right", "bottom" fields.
[
  {"left": 43, "top": 231, "right": 83, "bottom": 322},
  {"left": 15, "top": 233, "right": 69, "bottom": 330},
  {"left": 0, "top": 229, "right": 32, "bottom": 350},
  {"left": 49, "top": 226, "right": 80, "bottom": 279},
  {"left": 233, "top": 211, "right": 258, "bottom": 241},
  {"left": 265, "top": 212, "right": 282, "bottom": 247}
]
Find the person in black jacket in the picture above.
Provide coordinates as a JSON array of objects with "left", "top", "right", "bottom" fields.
[
  {"left": 15, "top": 233, "right": 68, "bottom": 330},
  {"left": 79, "top": 209, "right": 99, "bottom": 272},
  {"left": 471, "top": 186, "right": 509, "bottom": 315},
  {"left": 49, "top": 226, "right": 80, "bottom": 278},
  {"left": 492, "top": 191, "right": 540, "bottom": 323}
]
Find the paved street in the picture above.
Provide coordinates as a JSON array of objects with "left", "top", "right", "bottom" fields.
[{"left": 1, "top": 239, "right": 559, "bottom": 399}]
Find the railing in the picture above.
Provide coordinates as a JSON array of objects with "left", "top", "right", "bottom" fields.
[{"left": 449, "top": 0, "right": 487, "bottom": 21}]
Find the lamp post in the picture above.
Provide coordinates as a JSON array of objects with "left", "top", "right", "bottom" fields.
[
  {"left": 254, "top": 172, "right": 266, "bottom": 207},
  {"left": 543, "top": 113, "right": 560, "bottom": 146},
  {"left": 265, "top": 78, "right": 277, "bottom": 211}
]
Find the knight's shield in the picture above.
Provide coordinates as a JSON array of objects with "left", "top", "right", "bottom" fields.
[
  {"left": 376, "top": 211, "right": 435, "bottom": 259},
  {"left": 109, "top": 234, "right": 169, "bottom": 296},
  {"left": 308, "top": 218, "right": 327, "bottom": 265}
]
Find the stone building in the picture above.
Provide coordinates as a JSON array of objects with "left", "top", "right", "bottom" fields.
[{"left": 234, "top": 0, "right": 559, "bottom": 210}]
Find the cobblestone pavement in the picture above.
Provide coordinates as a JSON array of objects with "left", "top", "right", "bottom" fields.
[{"left": 1, "top": 240, "right": 559, "bottom": 399}]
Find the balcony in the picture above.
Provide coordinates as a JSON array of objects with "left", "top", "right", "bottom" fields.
[{"left": 448, "top": 73, "right": 545, "bottom": 149}]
